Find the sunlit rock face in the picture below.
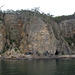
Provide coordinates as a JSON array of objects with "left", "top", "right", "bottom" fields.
[
  {"left": 0, "top": 21, "right": 6, "bottom": 53},
  {"left": 19, "top": 18, "right": 57, "bottom": 54},
  {"left": 0, "top": 12, "right": 73, "bottom": 55},
  {"left": 4, "top": 13, "right": 57, "bottom": 54}
]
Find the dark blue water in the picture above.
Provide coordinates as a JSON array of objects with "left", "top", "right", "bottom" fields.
[{"left": 0, "top": 59, "right": 75, "bottom": 75}]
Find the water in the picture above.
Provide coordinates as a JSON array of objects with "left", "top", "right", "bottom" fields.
[{"left": 0, "top": 59, "right": 75, "bottom": 75}]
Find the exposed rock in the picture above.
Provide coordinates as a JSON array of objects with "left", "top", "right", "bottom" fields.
[
  {"left": 59, "top": 19, "right": 75, "bottom": 38},
  {"left": 46, "top": 20, "right": 71, "bottom": 54},
  {"left": 0, "top": 55, "right": 1, "bottom": 58},
  {"left": 0, "top": 21, "right": 6, "bottom": 53},
  {"left": 4, "top": 13, "right": 22, "bottom": 47},
  {"left": 3, "top": 49, "right": 25, "bottom": 59},
  {"left": 59, "top": 19, "right": 75, "bottom": 53},
  {"left": 0, "top": 11, "right": 75, "bottom": 56},
  {"left": 20, "top": 18, "right": 57, "bottom": 54},
  {"left": 25, "top": 55, "right": 32, "bottom": 59}
]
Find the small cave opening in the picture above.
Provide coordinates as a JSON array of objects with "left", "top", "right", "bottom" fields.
[
  {"left": 55, "top": 50, "right": 59, "bottom": 55},
  {"left": 26, "top": 34, "right": 28, "bottom": 36}
]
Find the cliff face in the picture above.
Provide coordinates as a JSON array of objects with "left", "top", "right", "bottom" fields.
[
  {"left": 4, "top": 13, "right": 57, "bottom": 55},
  {"left": 0, "top": 12, "right": 74, "bottom": 55},
  {"left": 0, "top": 21, "right": 6, "bottom": 53},
  {"left": 59, "top": 19, "right": 75, "bottom": 54},
  {"left": 4, "top": 13, "right": 22, "bottom": 47},
  {"left": 59, "top": 19, "right": 75, "bottom": 38},
  {"left": 19, "top": 18, "right": 57, "bottom": 54}
]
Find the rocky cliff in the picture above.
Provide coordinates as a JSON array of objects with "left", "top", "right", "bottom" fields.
[
  {"left": 59, "top": 19, "right": 75, "bottom": 38},
  {"left": 0, "top": 21, "right": 6, "bottom": 53},
  {"left": 0, "top": 11, "right": 75, "bottom": 56},
  {"left": 59, "top": 19, "right": 75, "bottom": 54}
]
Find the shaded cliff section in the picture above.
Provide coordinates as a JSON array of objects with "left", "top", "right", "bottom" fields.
[
  {"left": 59, "top": 19, "right": 75, "bottom": 54},
  {"left": 0, "top": 10, "right": 74, "bottom": 55}
]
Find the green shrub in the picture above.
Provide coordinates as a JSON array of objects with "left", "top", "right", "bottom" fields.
[
  {"left": 0, "top": 18, "right": 4, "bottom": 21},
  {"left": 15, "top": 48, "right": 17, "bottom": 51},
  {"left": 10, "top": 39, "right": 15, "bottom": 44},
  {"left": 64, "top": 37, "right": 75, "bottom": 46}
]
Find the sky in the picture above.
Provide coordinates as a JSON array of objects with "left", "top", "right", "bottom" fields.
[{"left": 0, "top": 0, "right": 75, "bottom": 16}]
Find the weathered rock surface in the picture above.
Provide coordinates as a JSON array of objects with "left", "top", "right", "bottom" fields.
[
  {"left": 59, "top": 19, "right": 75, "bottom": 38},
  {"left": 20, "top": 18, "right": 57, "bottom": 54},
  {"left": 2, "top": 49, "right": 25, "bottom": 59},
  {"left": 59, "top": 19, "right": 75, "bottom": 53},
  {"left": 0, "top": 21, "right": 6, "bottom": 53},
  {"left": 46, "top": 20, "right": 71, "bottom": 54},
  {"left": 0, "top": 12, "right": 75, "bottom": 56},
  {"left": 0, "top": 55, "right": 1, "bottom": 58},
  {"left": 4, "top": 13, "right": 22, "bottom": 47}
]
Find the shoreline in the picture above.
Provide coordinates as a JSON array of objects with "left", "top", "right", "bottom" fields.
[{"left": 0, "top": 55, "right": 75, "bottom": 60}]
